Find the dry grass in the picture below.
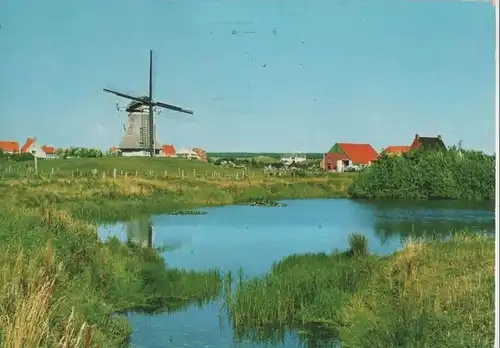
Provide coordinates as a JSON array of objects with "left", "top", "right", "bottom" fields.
[
  {"left": 0, "top": 247, "right": 93, "bottom": 348},
  {"left": 3, "top": 174, "right": 350, "bottom": 204},
  {"left": 340, "top": 234, "right": 494, "bottom": 347}
]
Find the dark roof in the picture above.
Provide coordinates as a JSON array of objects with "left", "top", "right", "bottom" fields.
[
  {"left": 417, "top": 137, "right": 446, "bottom": 150},
  {"left": 126, "top": 96, "right": 151, "bottom": 113}
]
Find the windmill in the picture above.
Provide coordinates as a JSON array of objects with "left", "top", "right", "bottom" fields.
[{"left": 103, "top": 50, "right": 194, "bottom": 157}]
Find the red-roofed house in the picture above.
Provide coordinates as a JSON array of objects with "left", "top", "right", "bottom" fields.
[
  {"left": 162, "top": 144, "right": 176, "bottom": 157},
  {"left": 321, "top": 142, "right": 378, "bottom": 171},
  {"left": 21, "top": 138, "right": 58, "bottom": 159},
  {"left": 21, "top": 138, "right": 36, "bottom": 153},
  {"left": 41, "top": 146, "right": 56, "bottom": 156},
  {"left": 0, "top": 141, "right": 20, "bottom": 154},
  {"left": 383, "top": 145, "right": 411, "bottom": 156},
  {"left": 192, "top": 148, "right": 208, "bottom": 162},
  {"left": 105, "top": 146, "right": 121, "bottom": 156}
]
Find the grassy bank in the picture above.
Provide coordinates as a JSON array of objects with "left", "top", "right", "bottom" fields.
[
  {"left": 349, "top": 148, "right": 495, "bottom": 200},
  {"left": 225, "top": 233, "right": 495, "bottom": 348},
  {"left": 4, "top": 167, "right": 352, "bottom": 223},
  {"left": 0, "top": 158, "right": 352, "bottom": 347},
  {"left": 0, "top": 198, "right": 221, "bottom": 347}
]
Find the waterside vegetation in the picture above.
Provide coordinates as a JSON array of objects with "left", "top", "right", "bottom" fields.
[
  {"left": 0, "top": 193, "right": 221, "bottom": 347},
  {"left": 349, "top": 147, "right": 495, "bottom": 200},
  {"left": 225, "top": 233, "right": 495, "bottom": 348}
]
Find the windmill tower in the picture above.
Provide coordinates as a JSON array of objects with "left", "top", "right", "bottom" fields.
[
  {"left": 103, "top": 50, "right": 194, "bottom": 157},
  {"left": 118, "top": 98, "right": 162, "bottom": 156}
]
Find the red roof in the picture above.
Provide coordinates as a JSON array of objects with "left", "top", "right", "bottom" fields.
[
  {"left": 337, "top": 143, "right": 378, "bottom": 164},
  {"left": 0, "top": 141, "right": 19, "bottom": 153},
  {"left": 384, "top": 146, "right": 410, "bottom": 154},
  {"left": 21, "top": 138, "right": 36, "bottom": 152},
  {"left": 41, "top": 145, "right": 56, "bottom": 154},
  {"left": 162, "top": 144, "right": 176, "bottom": 156},
  {"left": 192, "top": 148, "right": 207, "bottom": 161}
]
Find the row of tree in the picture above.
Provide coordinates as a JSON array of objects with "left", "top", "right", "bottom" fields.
[
  {"left": 54, "top": 147, "right": 105, "bottom": 158},
  {"left": 0, "top": 147, "right": 119, "bottom": 162}
]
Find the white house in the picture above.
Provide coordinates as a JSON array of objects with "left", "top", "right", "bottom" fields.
[
  {"left": 176, "top": 148, "right": 199, "bottom": 160},
  {"left": 21, "top": 138, "right": 59, "bottom": 159},
  {"left": 281, "top": 153, "right": 307, "bottom": 166}
]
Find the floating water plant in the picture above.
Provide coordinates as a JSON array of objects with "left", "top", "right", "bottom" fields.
[
  {"left": 167, "top": 209, "right": 207, "bottom": 215},
  {"left": 238, "top": 197, "right": 287, "bottom": 207}
]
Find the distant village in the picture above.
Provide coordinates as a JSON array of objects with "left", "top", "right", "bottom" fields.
[
  {"left": 0, "top": 134, "right": 446, "bottom": 172},
  {"left": 0, "top": 137, "right": 209, "bottom": 162}
]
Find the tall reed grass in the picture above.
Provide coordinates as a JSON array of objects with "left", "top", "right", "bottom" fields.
[{"left": 225, "top": 233, "right": 495, "bottom": 348}]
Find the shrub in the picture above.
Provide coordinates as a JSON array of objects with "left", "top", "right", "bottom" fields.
[{"left": 348, "top": 147, "right": 494, "bottom": 200}]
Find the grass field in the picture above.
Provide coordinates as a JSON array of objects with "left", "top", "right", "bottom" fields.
[
  {"left": 1, "top": 157, "right": 249, "bottom": 177},
  {"left": 225, "top": 233, "right": 495, "bottom": 348},
  {"left": 0, "top": 156, "right": 329, "bottom": 181}
]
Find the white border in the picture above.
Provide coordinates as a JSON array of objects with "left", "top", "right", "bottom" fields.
[{"left": 496, "top": 0, "right": 499, "bottom": 346}]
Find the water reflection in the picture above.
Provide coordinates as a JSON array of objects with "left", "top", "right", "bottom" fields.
[
  {"left": 125, "top": 215, "right": 154, "bottom": 248},
  {"left": 353, "top": 200, "right": 495, "bottom": 244},
  {"left": 231, "top": 323, "right": 340, "bottom": 348}
]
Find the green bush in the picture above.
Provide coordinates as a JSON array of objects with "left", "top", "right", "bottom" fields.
[{"left": 348, "top": 147, "right": 494, "bottom": 200}]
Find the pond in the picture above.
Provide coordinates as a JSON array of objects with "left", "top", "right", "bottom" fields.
[{"left": 98, "top": 198, "right": 495, "bottom": 348}]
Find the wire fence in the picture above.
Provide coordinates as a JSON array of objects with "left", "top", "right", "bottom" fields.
[
  {"left": 0, "top": 164, "right": 256, "bottom": 181},
  {"left": 0, "top": 163, "right": 343, "bottom": 181}
]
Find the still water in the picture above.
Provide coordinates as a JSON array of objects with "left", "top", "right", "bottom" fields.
[{"left": 98, "top": 199, "right": 494, "bottom": 348}]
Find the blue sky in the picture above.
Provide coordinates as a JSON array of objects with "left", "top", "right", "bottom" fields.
[{"left": 0, "top": 0, "right": 496, "bottom": 153}]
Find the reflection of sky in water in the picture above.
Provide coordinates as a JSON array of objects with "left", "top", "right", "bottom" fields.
[{"left": 96, "top": 199, "right": 494, "bottom": 348}]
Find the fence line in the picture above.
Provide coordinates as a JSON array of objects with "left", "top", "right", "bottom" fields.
[
  {"left": 0, "top": 163, "right": 340, "bottom": 181},
  {"left": 0, "top": 165, "right": 261, "bottom": 181}
]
